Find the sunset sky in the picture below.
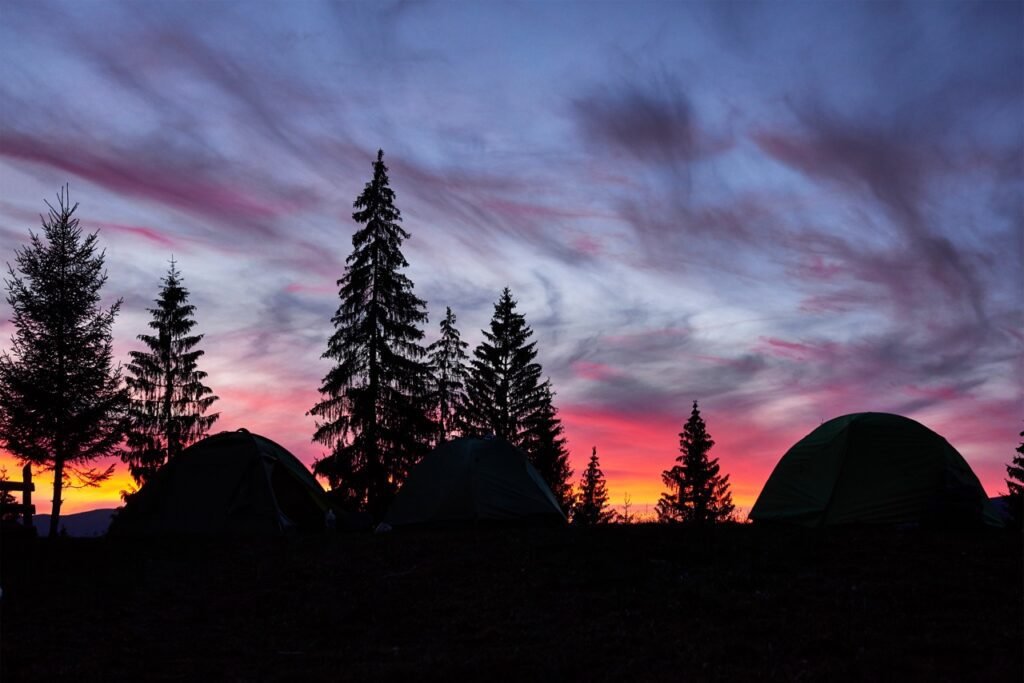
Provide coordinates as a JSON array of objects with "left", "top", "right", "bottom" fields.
[{"left": 1, "top": 0, "right": 1021, "bottom": 517}]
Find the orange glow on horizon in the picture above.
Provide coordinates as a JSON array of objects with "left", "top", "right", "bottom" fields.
[
  {"left": 1, "top": 397, "right": 1009, "bottom": 520},
  {"left": 0, "top": 451, "right": 134, "bottom": 515}
]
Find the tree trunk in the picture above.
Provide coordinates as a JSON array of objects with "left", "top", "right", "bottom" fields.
[{"left": 48, "top": 457, "right": 64, "bottom": 539}]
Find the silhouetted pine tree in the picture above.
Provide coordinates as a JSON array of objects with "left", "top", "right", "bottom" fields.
[
  {"left": 309, "top": 150, "right": 431, "bottom": 516},
  {"left": 123, "top": 260, "right": 219, "bottom": 487},
  {"left": 463, "top": 288, "right": 541, "bottom": 441},
  {"left": 0, "top": 189, "right": 128, "bottom": 537},
  {"left": 427, "top": 306, "right": 468, "bottom": 445},
  {"left": 522, "top": 382, "right": 574, "bottom": 511},
  {"left": 656, "top": 401, "right": 734, "bottom": 525},
  {"left": 1006, "top": 429, "right": 1024, "bottom": 527},
  {"left": 463, "top": 288, "right": 572, "bottom": 508},
  {"left": 573, "top": 446, "right": 614, "bottom": 525}
]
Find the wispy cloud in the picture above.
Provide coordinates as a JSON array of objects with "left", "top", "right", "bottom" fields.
[{"left": 0, "top": 0, "right": 1019, "bottom": 513}]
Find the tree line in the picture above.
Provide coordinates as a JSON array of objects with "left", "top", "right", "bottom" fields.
[
  {"left": 5, "top": 153, "right": 1020, "bottom": 536},
  {"left": 307, "top": 150, "right": 572, "bottom": 517}
]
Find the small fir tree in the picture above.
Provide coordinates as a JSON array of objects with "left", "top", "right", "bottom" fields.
[
  {"left": 574, "top": 446, "right": 614, "bottom": 526},
  {"left": 0, "top": 188, "right": 128, "bottom": 537},
  {"left": 1006, "top": 429, "right": 1024, "bottom": 527},
  {"left": 123, "top": 260, "right": 219, "bottom": 486},
  {"left": 656, "top": 401, "right": 734, "bottom": 525},
  {"left": 618, "top": 492, "right": 635, "bottom": 524},
  {"left": 309, "top": 150, "right": 432, "bottom": 516},
  {"left": 427, "top": 306, "right": 468, "bottom": 445},
  {"left": 463, "top": 288, "right": 572, "bottom": 507}
]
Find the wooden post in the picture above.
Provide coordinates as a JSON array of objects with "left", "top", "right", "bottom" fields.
[{"left": 22, "top": 463, "right": 34, "bottom": 531}]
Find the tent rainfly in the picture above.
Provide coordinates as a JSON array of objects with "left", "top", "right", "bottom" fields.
[
  {"left": 112, "top": 429, "right": 331, "bottom": 535},
  {"left": 749, "top": 412, "right": 996, "bottom": 527},
  {"left": 385, "top": 437, "right": 566, "bottom": 526}
]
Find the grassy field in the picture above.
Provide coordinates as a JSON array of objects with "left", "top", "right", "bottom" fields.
[{"left": 1, "top": 524, "right": 1020, "bottom": 681}]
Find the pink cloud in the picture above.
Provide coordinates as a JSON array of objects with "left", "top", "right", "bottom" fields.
[
  {"left": 757, "top": 336, "right": 840, "bottom": 362},
  {"left": 570, "top": 360, "right": 622, "bottom": 382},
  {"left": 285, "top": 281, "right": 338, "bottom": 295},
  {"left": 0, "top": 132, "right": 314, "bottom": 228},
  {"left": 86, "top": 220, "right": 182, "bottom": 249},
  {"left": 570, "top": 233, "right": 603, "bottom": 257},
  {"left": 903, "top": 383, "right": 974, "bottom": 403},
  {"left": 790, "top": 254, "right": 846, "bottom": 281}
]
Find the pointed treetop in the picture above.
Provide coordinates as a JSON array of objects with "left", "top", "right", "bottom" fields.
[
  {"left": 657, "top": 399, "right": 733, "bottom": 524},
  {"left": 574, "top": 444, "right": 612, "bottom": 525},
  {"left": 164, "top": 256, "right": 182, "bottom": 285},
  {"left": 310, "top": 148, "right": 430, "bottom": 514}
]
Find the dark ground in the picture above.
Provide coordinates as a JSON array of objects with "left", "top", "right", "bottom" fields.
[{"left": 1, "top": 524, "right": 1020, "bottom": 682}]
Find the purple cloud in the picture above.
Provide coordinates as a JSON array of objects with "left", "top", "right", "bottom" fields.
[{"left": 0, "top": 132, "right": 314, "bottom": 228}]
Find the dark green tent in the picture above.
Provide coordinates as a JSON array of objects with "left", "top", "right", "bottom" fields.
[
  {"left": 112, "top": 429, "right": 331, "bottom": 535},
  {"left": 385, "top": 437, "right": 566, "bottom": 526},
  {"left": 749, "top": 413, "right": 993, "bottom": 527}
]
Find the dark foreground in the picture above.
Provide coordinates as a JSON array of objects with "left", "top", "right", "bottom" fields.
[{"left": 1, "top": 524, "right": 1020, "bottom": 681}]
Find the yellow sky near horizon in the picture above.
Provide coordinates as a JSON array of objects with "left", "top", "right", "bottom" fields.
[{"left": 1, "top": 450, "right": 757, "bottom": 519}]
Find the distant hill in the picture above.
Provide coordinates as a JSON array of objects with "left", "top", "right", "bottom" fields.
[
  {"left": 987, "top": 495, "right": 1012, "bottom": 525},
  {"left": 32, "top": 508, "right": 117, "bottom": 537}
]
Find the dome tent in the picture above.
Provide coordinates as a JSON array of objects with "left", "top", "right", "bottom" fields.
[
  {"left": 749, "top": 413, "right": 993, "bottom": 527},
  {"left": 112, "top": 429, "right": 331, "bottom": 535},
  {"left": 385, "top": 437, "right": 566, "bottom": 526}
]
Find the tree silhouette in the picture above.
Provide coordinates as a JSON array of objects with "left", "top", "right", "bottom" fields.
[
  {"left": 1006, "top": 429, "right": 1024, "bottom": 527},
  {"left": 573, "top": 446, "right": 614, "bottom": 525},
  {"left": 463, "top": 288, "right": 572, "bottom": 508},
  {"left": 122, "top": 260, "right": 219, "bottom": 488},
  {"left": 427, "top": 306, "right": 468, "bottom": 445},
  {"left": 463, "top": 288, "right": 541, "bottom": 442},
  {"left": 522, "top": 382, "right": 574, "bottom": 511},
  {"left": 618, "top": 491, "right": 635, "bottom": 524},
  {"left": 656, "top": 401, "right": 734, "bottom": 525},
  {"left": 309, "top": 150, "right": 431, "bottom": 517},
  {"left": 0, "top": 467, "right": 19, "bottom": 524},
  {"left": 0, "top": 189, "right": 127, "bottom": 537}
]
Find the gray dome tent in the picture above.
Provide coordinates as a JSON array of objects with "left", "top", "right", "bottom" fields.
[
  {"left": 385, "top": 437, "right": 566, "bottom": 526},
  {"left": 749, "top": 413, "right": 995, "bottom": 527},
  {"left": 112, "top": 429, "right": 331, "bottom": 535}
]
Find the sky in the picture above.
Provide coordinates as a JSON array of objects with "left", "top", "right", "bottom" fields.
[{"left": 1, "top": 0, "right": 1021, "bottom": 517}]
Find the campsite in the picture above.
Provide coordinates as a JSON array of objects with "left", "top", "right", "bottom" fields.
[
  {"left": 1, "top": 2, "right": 1022, "bottom": 680},
  {"left": 2, "top": 413, "right": 1022, "bottom": 680},
  {"left": 1, "top": 523, "right": 1020, "bottom": 681}
]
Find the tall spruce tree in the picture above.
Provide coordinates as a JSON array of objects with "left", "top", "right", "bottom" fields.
[
  {"left": 0, "top": 189, "right": 128, "bottom": 537},
  {"left": 573, "top": 446, "right": 614, "bottom": 525},
  {"left": 309, "top": 149, "right": 431, "bottom": 516},
  {"left": 1006, "top": 429, "right": 1024, "bottom": 527},
  {"left": 427, "top": 306, "right": 468, "bottom": 445},
  {"left": 656, "top": 401, "right": 734, "bottom": 525},
  {"left": 123, "top": 260, "right": 219, "bottom": 487},
  {"left": 463, "top": 288, "right": 572, "bottom": 508}
]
